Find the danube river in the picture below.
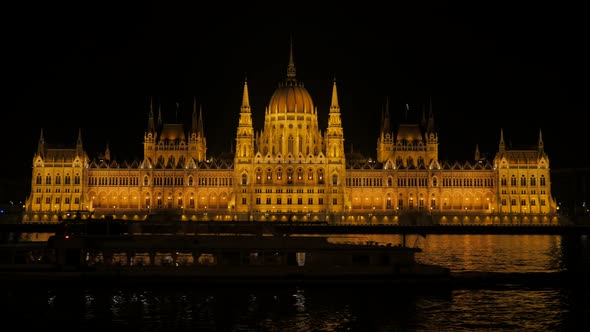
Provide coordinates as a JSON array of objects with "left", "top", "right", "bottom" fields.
[{"left": 1, "top": 234, "right": 589, "bottom": 330}]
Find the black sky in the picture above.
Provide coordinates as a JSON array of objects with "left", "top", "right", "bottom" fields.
[{"left": 2, "top": 1, "right": 588, "bottom": 202}]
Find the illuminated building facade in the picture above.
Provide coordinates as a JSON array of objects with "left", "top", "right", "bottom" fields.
[{"left": 23, "top": 45, "right": 560, "bottom": 225}]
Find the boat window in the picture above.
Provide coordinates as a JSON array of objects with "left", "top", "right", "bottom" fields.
[{"left": 197, "top": 253, "right": 217, "bottom": 265}]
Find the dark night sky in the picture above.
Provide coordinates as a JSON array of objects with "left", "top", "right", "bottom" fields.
[{"left": 2, "top": 1, "right": 588, "bottom": 202}]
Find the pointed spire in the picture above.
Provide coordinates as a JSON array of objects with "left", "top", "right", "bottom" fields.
[
  {"left": 198, "top": 105, "right": 204, "bottom": 137},
  {"left": 329, "top": 77, "right": 339, "bottom": 112},
  {"left": 428, "top": 97, "right": 435, "bottom": 132},
  {"left": 538, "top": 128, "right": 544, "bottom": 152},
  {"left": 241, "top": 76, "right": 251, "bottom": 112},
  {"left": 499, "top": 128, "right": 505, "bottom": 153},
  {"left": 37, "top": 128, "right": 45, "bottom": 155},
  {"left": 76, "top": 128, "right": 83, "bottom": 149},
  {"left": 104, "top": 142, "right": 111, "bottom": 162},
  {"left": 381, "top": 97, "right": 391, "bottom": 133},
  {"left": 286, "top": 37, "right": 296, "bottom": 84},
  {"left": 147, "top": 97, "right": 156, "bottom": 132}
]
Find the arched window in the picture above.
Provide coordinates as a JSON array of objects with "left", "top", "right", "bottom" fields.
[
  {"left": 318, "top": 169, "right": 324, "bottom": 184},
  {"left": 332, "top": 174, "right": 338, "bottom": 185}
]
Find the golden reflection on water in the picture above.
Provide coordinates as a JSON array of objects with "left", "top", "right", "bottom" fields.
[{"left": 332, "top": 234, "right": 565, "bottom": 273}]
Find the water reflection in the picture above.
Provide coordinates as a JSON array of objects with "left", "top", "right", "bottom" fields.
[
  {"left": 352, "top": 234, "right": 571, "bottom": 273},
  {"left": 3, "top": 234, "right": 590, "bottom": 330},
  {"left": 3, "top": 284, "right": 579, "bottom": 330}
]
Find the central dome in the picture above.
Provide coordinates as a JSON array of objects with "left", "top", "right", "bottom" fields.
[
  {"left": 267, "top": 81, "right": 314, "bottom": 114},
  {"left": 266, "top": 42, "right": 314, "bottom": 114}
]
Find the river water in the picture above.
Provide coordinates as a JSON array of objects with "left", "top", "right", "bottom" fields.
[{"left": 2, "top": 234, "right": 589, "bottom": 330}]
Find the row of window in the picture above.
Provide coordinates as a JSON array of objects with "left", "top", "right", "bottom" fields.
[
  {"left": 35, "top": 173, "right": 548, "bottom": 189},
  {"left": 501, "top": 175, "right": 547, "bottom": 187},
  {"left": 35, "top": 174, "right": 81, "bottom": 185}
]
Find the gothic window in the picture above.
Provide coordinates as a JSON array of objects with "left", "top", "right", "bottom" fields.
[
  {"left": 74, "top": 174, "right": 81, "bottom": 185},
  {"left": 540, "top": 175, "right": 546, "bottom": 186},
  {"left": 318, "top": 169, "right": 324, "bottom": 184},
  {"left": 188, "top": 176, "right": 194, "bottom": 186},
  {"left": 288, "top": 136, "right": 294, "bottom": 154},
  {"left": 432, "top": 177, "right": 438, "bottom": 187},
  {"left": 530, "top": 175, "right": 536, "bottom": 186},
  {"left": 241, "top": 174, "right": 248, "bottom": 185},
  {"left": 266, "top": 168, "right": 272, "bottom": 181},
  {"left": 387, "top": 177, "right": 393, "bottom": 187},
  {"left": 277, "top": 168, "right": 283, "bottom": 180},
  {"left": 256, "top": 169, "right": 262, "bottom": 184},
  {"left": 501, "top": 177, "right": 507, "bottom": 186},
  {"left": 308, "top": 168, "right": 313, "bottom": 180},
  {"left": 520, "top": 175, "right": 526, "bottom": 186},
  {"left": 297, "top": 168, "right": 303, "bottom": 181},
  {"left": 45, "top": 174, "right": 51, "bottom": 185},
  {"left": 287, "top": 169, "right": 293, "bottom": 184},
  {"left": 65, "top": 174, "right": 71, "bottom": 185},
  {"left": 189, "top": 197, "right": 194, "bottom": 208},
  {"left": 511, "top": 175, "right": 517, "bottom": 186},
  {"left": 36, "top": 173, "right": 42, "bottom": 185}
]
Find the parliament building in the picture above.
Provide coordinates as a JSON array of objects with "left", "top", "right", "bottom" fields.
[{"left": 23, "top": 45, "right": 560, "bottom": 225}]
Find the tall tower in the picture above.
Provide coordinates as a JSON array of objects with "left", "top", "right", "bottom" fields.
[{"left": 188, "top": 99, "right": 207, "bottom": 162}]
